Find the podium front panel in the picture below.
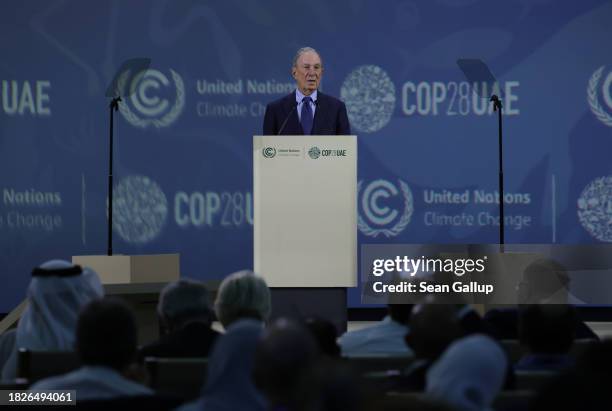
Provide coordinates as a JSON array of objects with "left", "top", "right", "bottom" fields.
[{"left": 253, "top": 135, "right": 357, "bottom": 287}]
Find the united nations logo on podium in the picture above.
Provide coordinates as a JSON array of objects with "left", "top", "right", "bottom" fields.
[{"left": 262, "top": 147, "right": 276, "bottom": 158}]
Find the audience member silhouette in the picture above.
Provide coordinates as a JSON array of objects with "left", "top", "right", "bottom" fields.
[
  {"left": 399, "top": 298, "right": 462, "bottom": 391},
  {"left": 309, "top": 359, "right": 378, "bottom": 411},
  {"left": 337, "top": 304, "right": 414, "bottom": 357},
  {"left": 515, "top": 304, "right": 576, "bottom": 371},
  {"left": 484, "top": 258, "right": 598, "bottom": 340},
  {"left": 139, "top": 279, "right": 219, "bottom": 361},
  {"left": 1, "top": 260, "right": 104, "bottom": 379},
  {"left": 530, "top": 339, "right": 612, "bottom": 411},
  {"left": 176, "top": 319, "right": 266, "bottom": 411},
  {"left": 304, "top": 317, "right": 341, "bottom": 358},
  {"left": 214, "top": 270, "right": 271, "bottom": 329},
  {"left": 32, "top": 297, "right": 153, "bottom": 399},
  {"left": 253, "top": 319, "right": 319, "bottom": 411},
  {"left": 426, "top": 335, "right": 507, "bottom": 411}
]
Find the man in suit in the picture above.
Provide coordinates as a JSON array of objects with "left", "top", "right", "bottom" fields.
[{"left": 263, "top": 47, "right": 351, "bottom": 135}]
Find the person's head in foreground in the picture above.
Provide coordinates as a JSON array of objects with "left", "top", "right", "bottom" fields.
[
  {"left": 157, "top": 278, "right": 213, "bottom": 334},
  {"left": 214, "top": 270, "right": 271, "bottom": 328},
  {"left": 253, "top": 318, "right": 319, "bottom": 411},
  {"left": 406, "top": 295, "right": 463, "bottom": 361},
  {"left": 76, "top": 297, "right": 138, "bottom": 372},
  {"left": 426, "top": 334, "right": 508, "bottom": 411},
  {"left": 31, "top": 297, "right": 153, "bottom": 400}
]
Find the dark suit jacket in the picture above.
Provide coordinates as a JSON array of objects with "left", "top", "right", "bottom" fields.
[
  {"left": 263, "top": 91, "right": 351, "bottom": 135},
  {"left": 138, "top": 322, "right": 220, "bottom": 361}
]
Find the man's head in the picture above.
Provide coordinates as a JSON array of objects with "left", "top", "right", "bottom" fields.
[
  {"left": 214, "top": 270, "right": 271, "bottom": 328},
  {"left": 519, "top": 304, "right": 576, "bottom": 354},
  {"left": 157, "top": 279, "right": 212, "bottom": 333},
  {"left": 405, "top": 296, "right": 462, "bottom": 361},
  {"left": 292, "top": 47, "right": 323, "bottom": 96},
  {"left": 76, "top": 297, "right": 137, "bottom": 372}
]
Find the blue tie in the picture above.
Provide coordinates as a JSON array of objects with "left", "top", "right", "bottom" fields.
[{"left": 301, "top": 96, "right": 313, "bottom": 135}]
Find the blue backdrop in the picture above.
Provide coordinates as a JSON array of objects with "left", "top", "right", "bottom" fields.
[{"left": 1, "top": 0, "right": 612, "bottom": 312}]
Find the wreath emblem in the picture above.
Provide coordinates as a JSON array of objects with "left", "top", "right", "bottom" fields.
[
  {"left": 587, "top": 66, "right": 612, "bottom": 127},
  {"left": 118, "top": 69, "right": 185, "bottom": 129},
  {"left": 357, "top": 179, "right": 413, "bottom": 238}
]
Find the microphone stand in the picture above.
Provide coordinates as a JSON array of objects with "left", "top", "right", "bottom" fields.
[
  {"left": 490, "top": 95, "right": 504, "bottom": 246},
  {"left": 107, "top": 96, "right": 121, "bottom": 256}
]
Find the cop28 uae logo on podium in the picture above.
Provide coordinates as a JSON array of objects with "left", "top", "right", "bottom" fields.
[
  {"left": 118, "top": 68, "right": 185, "bottom": 128},
  {"left": 358, "top": 179, "right": 413, "bottom": 238},
  {"left": 341, "top": 65, "right": 396, "bottom": 133},
  {"left": 588, "top": 66, "right": 612, "bottom": 127}
]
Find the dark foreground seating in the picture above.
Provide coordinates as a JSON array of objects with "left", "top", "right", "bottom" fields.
[
  {"left": 145, "top": 357, "right": 208, "bottom": 400},
  {"left": 17, "top": 349, "right": 80, "bottom": 384}
]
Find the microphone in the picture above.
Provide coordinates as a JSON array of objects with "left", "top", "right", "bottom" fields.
[{"left": 277, "top": 102, "right": 298, "bottom": 135}]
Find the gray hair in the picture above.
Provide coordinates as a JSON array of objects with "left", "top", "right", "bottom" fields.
[
  {"left": 214, "top": 270, "right": 271, "bottom": 327},
  {"left": 158, "top": 279, "right": 212, "bottom": 326},
  {"left": 292, "top": 47, "right": 322, "bottom": 68}
]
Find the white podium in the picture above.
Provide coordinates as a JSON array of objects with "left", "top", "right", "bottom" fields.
[
  {"left": 253, "top": 135, "right": 357, "bottom": 331},
  {"left": 254, "top": 135, "right": 357, "bottom": 287}
]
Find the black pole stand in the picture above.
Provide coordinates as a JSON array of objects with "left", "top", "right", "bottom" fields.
[
  {"left": 107, "top": 97, "right": 121, "bottom": 256},
  {"left": 490, "top": 95, "right": 504, "bottom": 246}
]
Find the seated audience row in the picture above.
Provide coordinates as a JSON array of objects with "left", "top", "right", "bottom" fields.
[{"left": 0, "top": 257, "right": 605, "bottom": 411}]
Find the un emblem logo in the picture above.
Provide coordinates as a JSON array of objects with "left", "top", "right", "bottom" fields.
[
  {"left": 341, "top": 65, "right": 396, "bottom": 133},
  {"left": 262, "top": 147, "right": 276, "bottom": 158},
  {"left": 112, "top": 175, "right": 168, "bottom": 244},
  {"left": 358, "top": 179, "right": 413, "bottom": 237},
  {"left": 308, "top": 146, "right": 321, "bottom": 159},
  {"left": 587, "top": 66, "right": 612, "bottom": 127},
  {"left": 577, "top": 176, "right": 612, "bottom": 242},
  {"left": 118, "top": 68, "right": 185, "bottom": 129}
]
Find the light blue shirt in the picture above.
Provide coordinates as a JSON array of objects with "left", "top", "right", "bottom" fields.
[
  {"left": 295, "top": 89, "right": 317, "bottom": 121},
  {"left": 32, "top": 365, "right": 153, "bottom": 400},
  {"left": 338, "top": 316, "right": 414, "bottom": 357}
]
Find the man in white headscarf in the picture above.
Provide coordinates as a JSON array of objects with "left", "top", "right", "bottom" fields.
[
  {"left": 1, "top": 260, "right": 104, "bottom": 379},
  {"left": 426, "top": 334, "right": 508, "bottom": 411}
]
